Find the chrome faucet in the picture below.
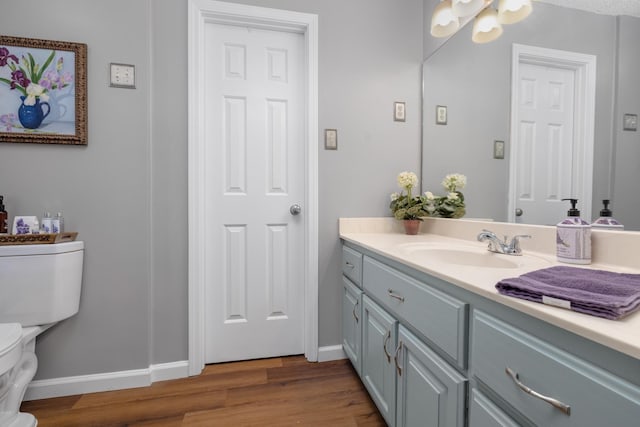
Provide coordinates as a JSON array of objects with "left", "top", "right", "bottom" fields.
[{"left": 477, "top": 229, "right": 531, "bottom": 256}]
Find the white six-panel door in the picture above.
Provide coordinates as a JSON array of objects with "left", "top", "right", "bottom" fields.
[
  {"left": 514, "top": 63, "right": 576, "bottom": 225},
  {"left": 203, "top": 22, "right": 305, "bottom": 363},
  {"left": 508, "top": 44, "right": 596, "bottom": 226}
]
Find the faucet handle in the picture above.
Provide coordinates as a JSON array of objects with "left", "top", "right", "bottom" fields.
[{"left": 508, "top": 234, "right": 531, "bottom": 253}]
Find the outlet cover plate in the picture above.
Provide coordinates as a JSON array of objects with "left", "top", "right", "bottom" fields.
[{"left": 110, "top": 63, "right": 135, "bottom": 89}]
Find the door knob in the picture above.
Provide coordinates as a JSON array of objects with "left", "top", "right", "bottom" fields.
[
  {"left": 290, "top": 204, "right": 302, "bottom": 215},
  {"left": 515, "top": 208, "right": 523, "bottom": 217}
]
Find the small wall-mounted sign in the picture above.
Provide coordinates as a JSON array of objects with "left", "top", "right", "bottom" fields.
[
  {"left": 623, "top": 113, "right": 637, "bottom": 131},
  {"left": 436, "top": 105, "right": 447, "bottom": 125},
  {"left": 394, "top": 102, "right": 406, "bottom": 122},
  {"left": 324, "top": 129, "right": 337, "bottom": 150}
]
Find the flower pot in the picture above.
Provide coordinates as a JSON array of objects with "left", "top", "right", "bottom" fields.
[{"left": 403, "top": 219, "right": 421, "bottom": 235}]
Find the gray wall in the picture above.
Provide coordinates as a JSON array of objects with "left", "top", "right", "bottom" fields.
[
  {"left": 612, "top": 16, "right": 640, "bottom": 230},
  {"left": 422, "top": 3, "right": 617, "bottom": 223},
  {"left": 0, "top": 0, "right": 424, "bottom": 381}
]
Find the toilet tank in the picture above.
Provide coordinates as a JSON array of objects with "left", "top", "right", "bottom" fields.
[{"left": 0, "top": 241, "right": 84, "bottom": 327}]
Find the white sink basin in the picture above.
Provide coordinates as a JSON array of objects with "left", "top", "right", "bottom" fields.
[{"left": 396, "top": 242, "right": 551, "bottom": 270}]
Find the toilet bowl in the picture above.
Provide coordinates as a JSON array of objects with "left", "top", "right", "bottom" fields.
[
  {"left": 0, "top": 241, "right": 84, "bottom": 426},
  {"left": 0, "top": 323, "right": 35, "bottom": 427}
]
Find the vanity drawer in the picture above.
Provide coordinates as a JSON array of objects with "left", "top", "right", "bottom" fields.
[
  {"left": 342, "top": 245, "right": 363, "bottom": 287},
  {"left": 363, "top": 255, "right": 467, "bottom": 367},
  {"left": 471, "top": 310, "right": 640, "bottom": 427}
]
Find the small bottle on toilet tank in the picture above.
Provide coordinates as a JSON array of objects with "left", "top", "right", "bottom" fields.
[
  {"left": 41, "top": 212, "right": 53, "bottom": 233},
  {"left": 52, "top": 212, "right": 64, "bottom": 233},
  {"left": 0, "top": 196, "right": 7, "bottom": 234}
]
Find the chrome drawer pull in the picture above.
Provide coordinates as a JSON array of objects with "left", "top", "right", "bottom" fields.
[
  {"left": 394, "top": 341, "right": 404, "bottom": 376},
  {"left": 387, "top": 289, "right": 405, "bottom": 302},
  {"left": 505, "top": 367, "right": 571, "bottom": 416},
  {"left": 383, "top": 330, "right": 391, "bottom": 363},
  {"left": 345, "top": 262, "right": 355, "bottom": 269},
  {"left": 352, "top": 299, "right": 359, "bottom": 323}
]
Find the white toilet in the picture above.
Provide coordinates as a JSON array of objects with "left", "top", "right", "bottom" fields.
[{"left": 0, "top": 241, "right": 84, "bottom": 426}]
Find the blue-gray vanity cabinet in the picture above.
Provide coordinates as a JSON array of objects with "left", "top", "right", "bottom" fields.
[
  {"left": 342, "top": 245, "right": 363, "bottom": 287},
  {"left": 362, "top": 255, "right": 467, "bottom": 369},
  {"left": 468, "top": 388, "right": 520, "bottom": 427},
  {"left": 395, "top": 325, "right": 466, "bottom": 427},
  {"left": 362, "top": 295, "right": 398, "bottom": 427},
  {"left": 470, "top": 310, "right": 640, "bottom": 427},
  {"left": 342, "top": 276, "right": 363, "bottom": 375}
]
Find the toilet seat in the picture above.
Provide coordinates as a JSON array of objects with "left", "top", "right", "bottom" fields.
[{"left": 0, "top": 323, "right": 22, "bottom": 376}]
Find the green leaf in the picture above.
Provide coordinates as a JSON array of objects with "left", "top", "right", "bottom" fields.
[
  {"left": 27, "top": 53, "right": 36, "bottom": 79},
  {"left": 34, "top": 50, "right": 56, "bottom": 83}
]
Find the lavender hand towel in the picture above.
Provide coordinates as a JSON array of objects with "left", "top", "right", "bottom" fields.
[{"left": 495, "top": 266, "right": 640, "bottom": 320}]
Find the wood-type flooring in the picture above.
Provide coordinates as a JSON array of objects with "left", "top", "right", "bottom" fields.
[{"left": 20, "top": 356, "right": 386, "bottom": 426}]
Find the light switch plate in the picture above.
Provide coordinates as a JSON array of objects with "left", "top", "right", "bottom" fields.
[
  {"left": 110, "top": 63, "right": 135, "bottom": 89},
  {"left": 324, "top": 129, "right": 337, "bottom": 150},
  {"left": 493, "top": 140, "right": 505, "bottom": 159}
]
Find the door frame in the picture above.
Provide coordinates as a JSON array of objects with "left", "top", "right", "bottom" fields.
[
  {"left": 187, "top": 0, "right": 319, "bottom": 375},
  {"left": 507, "top": 44, "right": 596, "bottom": 223}
]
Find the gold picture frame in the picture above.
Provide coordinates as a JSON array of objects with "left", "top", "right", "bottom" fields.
[{"left": 0, "top": 35, "right": 87, "bottom": 145}]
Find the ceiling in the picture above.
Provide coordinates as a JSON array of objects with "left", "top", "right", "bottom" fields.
[{"left": 537, "top": 0, "right": 640, "bottom": 17}]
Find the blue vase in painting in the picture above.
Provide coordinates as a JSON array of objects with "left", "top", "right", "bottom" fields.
[{"left": 18, "top": 96, "right": 51, "bottom": 129}]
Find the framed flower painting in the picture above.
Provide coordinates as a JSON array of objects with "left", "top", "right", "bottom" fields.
[{"left": 0, "top": 35, "right": 87, "bottom": 145}]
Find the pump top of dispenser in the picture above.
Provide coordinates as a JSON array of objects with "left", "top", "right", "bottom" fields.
[
  {"left": 0, "top": 196, "right": 4, "bottom": 211},
  {"left": 562, "top": 198, "right": 581, "bottom": 217},
  {"left": 592, "top": 199, "right": 624, "bottom": 229},
  {"left": 559, "top": 198, "right": 589, "bottom": 225},
  {"left": 599, "top": 199, "right": 612, "bottom": 217}
]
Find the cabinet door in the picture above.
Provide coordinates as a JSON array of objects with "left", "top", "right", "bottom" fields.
[
  {"left": 468, "top": 388, "right": 520, "bottom": 427},
  {"left": 342, "top": 277, "right": 363, "bottom": 375},
  {"left": 396, "top": 325, "right": 466, "bottom": 427},
  {"left": 362, "top": 295, "right": 398, "bottom": 427}
]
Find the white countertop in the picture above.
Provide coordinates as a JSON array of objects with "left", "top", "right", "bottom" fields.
[{"left": 340, "top": 217, "right": 640, "bottom": 361}]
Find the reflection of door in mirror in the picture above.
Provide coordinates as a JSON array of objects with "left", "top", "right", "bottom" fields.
[
  {"left": 512, "top": 63, "right": 574, "bottom": 225},
  {"left": 507, "top": 45, "right": 596, "bottom": 226}
]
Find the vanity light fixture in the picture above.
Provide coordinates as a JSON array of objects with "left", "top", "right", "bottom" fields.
[
  {"left": 497, "top": 0, "right": 533, "bottom": 24},
  {"left": 430, "top": 0, "right": 460, "bottom": 38},
  {"left": 452, "top": 0, "right": 486, "bottom": 17},
  {"left": 430, "top": 0, "right": 532, "bottom": 44},
  {"left": 472, "top": 7, "right": 504, "bottom": 43}
]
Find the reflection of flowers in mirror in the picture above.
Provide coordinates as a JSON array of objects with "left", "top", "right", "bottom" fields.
[
  {"left": 424, "top": 173, "right": 467, "bottom": 219},
  {"left": 0, "top": 46, "right": 74, "bottom": 106}
]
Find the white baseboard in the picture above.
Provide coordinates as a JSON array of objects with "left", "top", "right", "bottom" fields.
[
  {"left": 317, "top": 344, "right": 346, "bottom": 362},
  {"left": 24, "top": 360, "right": 189, "bottom": 401},
  {"left": 24, "top": 348, "right": 344, "bottom": 401}
]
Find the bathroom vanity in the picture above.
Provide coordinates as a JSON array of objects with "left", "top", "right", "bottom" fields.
[{"left": 340, "top": 218, "right": 640, "bottom": 427}]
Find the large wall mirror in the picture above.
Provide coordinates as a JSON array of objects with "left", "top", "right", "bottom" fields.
[{"left": 422, "top": 1, "right": 640, "bottom": 230}]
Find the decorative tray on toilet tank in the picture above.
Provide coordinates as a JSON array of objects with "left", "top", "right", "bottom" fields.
[{"left": 0, "top": 232, "right": 78, "bottom": 246}]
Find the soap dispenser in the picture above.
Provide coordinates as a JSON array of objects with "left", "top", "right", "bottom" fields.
[
  {"left": 592, "top": 199, "right": 624, "bottom": 230},
  {"left": 556, "top": 198, "right": 591, "bottom": 265}
]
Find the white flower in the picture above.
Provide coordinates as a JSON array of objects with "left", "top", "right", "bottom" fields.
[
  {"left": 442, "top": 173, "right": 467, "bottom": 191},
  {"left": 390, "top": 192, "right": 400, "bottom": 201},
  {"left": 424, "top": 191, "right": 435, "bottom": 200},
  {"left": 447, "top": 192, "right": 459, "bottom": 201},
  {"left": 397, "top": 171, "right": 418, "bottom": 189},
  {"left": 24, "top": 83, "right": 49, "bottom": 106}
]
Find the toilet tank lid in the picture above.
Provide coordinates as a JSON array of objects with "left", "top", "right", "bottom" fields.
[
  {"left": 0, "top": 241, "right": 84, "bottom": 256},
  {"left": 0, "top": 323, "right": 22, "bottom": 354}
]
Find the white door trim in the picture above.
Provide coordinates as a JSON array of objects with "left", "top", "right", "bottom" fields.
[
  {"left": 187, "top": 0, "right": 319, "bottom": 375},
  {"left": 508, "top": 43, "right": 596, "bottom": 223}
]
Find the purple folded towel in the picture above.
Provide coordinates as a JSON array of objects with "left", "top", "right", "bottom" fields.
[{"left": 496, "top": 266, "right": 640, "bottom": 320}]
